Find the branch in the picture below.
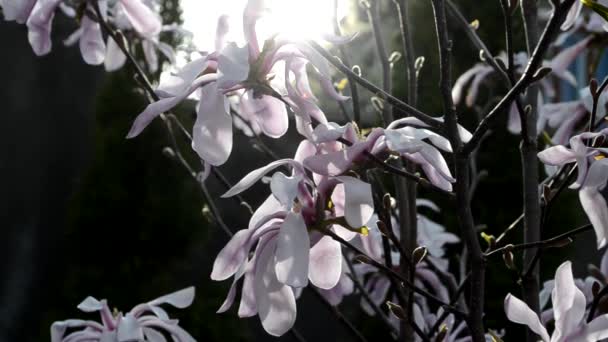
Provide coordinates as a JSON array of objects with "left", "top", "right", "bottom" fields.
[
  {"left": 462, "top": 0, "right": 578, "bottom": 155},
  {"left": 307, "top": 40, "right": 442, "bottom": 129},
  {"left": 429, "top": 0, "right": 486, "bottom": 340}
]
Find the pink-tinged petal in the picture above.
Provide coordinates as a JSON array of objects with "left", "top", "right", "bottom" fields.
[
  {"left": 239, "top": 262, "right": 257, "bottom": 317},
  {"left": 465, "top": 67, "right": 494, "bottom": 107},
  {"left": 142, "top": 328, "right": 166, "bottom": 342},
  {"left": 294, "top": 140, "right": 317, "bottom": 164},
  {"left": 405, "top": 152, "right": 454, "bottom": 192},
  {"left": 255, "top": 237, "right": 297, "bottom": 336},
  {"left": 586, "top": 314, "right": 608, "bottom": 340},
  {"left": 249, "top": 195, "right": 285, "bottom": 230},
  {"left": 308, "top": 236, "right": 342, "bottom": 289},
  {"left": 550, "top": 36, "right": 592, "bottom": 84},
  {"left": 79, "top": 16, "right": 106, "bottom": 66},
  {"left": 148, "top": 287, "right": 195, "bottom": 309},
  {"left": 26, "top": 0, "right": 63, "bottom": 56},
  {"left": 127, "top": 74, "right": 218, "bottom": 138},
  {"left": 217, "top": 267, "right": 244, "bottom": 313},
  {"left": 211, "top": 229, "right": 253, "bottom": 281},
  {"left": 508, "top": 102, "right": 522, "bottom": 134},
  {"left": 270, "top": 172, "right": 302, "bottom": 208},
  {"left": 303, "top": 142, "right": 369, "bottom": 176},
  {"left": 77, "top": 297, "right": 103, "bottom": 312},
  {"left": 120, "top": 0, "right": 161, "bottom": 38},
  {"left": 142, "top": 39, "right": 159, "bottom": 73},
  {"left": 248, "top": 95, "right": 288, "bottom": 138},
  {"left": 452, "top": 65, "right": 486, "bottom": 105},
  {"left": 384, "top": 129, "right": 424, "bottom": 154},
  {"left": 504, "top": 294, "right": 550, "bottom": 342},
  {"left": 192, "top": 83, "right": 233, "bottom": 166},
  {"left": 418, "top": 145, "right": 455, "bottom": 182},
  {"left": 243, "top": 0, "right": 268, "bottom": 58},
  {"left": 275, "top": 213, "right": 310, "bottom": 287},
  {"left": 312, "top": 122, "right": 350, "bottom": 144},
  {"left": 0, "top": 0, "right": 36, "bottom": 23},
  {"left": 602, "top": 248, "right": 608, "bottom": 278},
  {"left": 552, "top": 261, "right": 587, "bottom": 339},
  {"left": 215, "top": 15, "right": 230, "bottom": 52},
  {"left": 104, "top": 37, "right": 127, "bottom": 72},
  {"left": 580, "top": 160, "right": 608, "bottom": 249},
  {"left": 331, "top": 184, "right": 358, "bottom": 241},
  {"left": 217, "top": 42, "right": 250, "bottom": 89},
  {"left": 319, "top": 75, "right": 350, "bottom": 102},
  {"left": 51, "top": 320, "right": 98, "bottom": 342},
  {"left": 537, "top": 145, "right": 577, "bottom": 165},
  {"left": 336, "top": 176, "right": 374, "bottom": 228},
  {"left": 562, "top": 0, "right": 582, "bottom": 30},
  {"left": 117, "top": 313, "right": 144, "bottom": 341},
  {"left": 156, "top": 57, "right": 210, "bottom": 97},
  {"left": 222, "top": 159, "right": 301, "bottom": 198}
]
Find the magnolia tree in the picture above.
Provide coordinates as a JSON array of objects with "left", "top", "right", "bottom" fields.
[{"left": 6, "top": 0, "right": 608, "bottom": 340}]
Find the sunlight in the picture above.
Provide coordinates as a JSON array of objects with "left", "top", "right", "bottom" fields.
[{"left": 180, "top": 0, "right": 350, "bottom": 52}]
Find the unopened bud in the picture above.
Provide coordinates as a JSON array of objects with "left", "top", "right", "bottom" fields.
[
  {"left": 435, "top": 324, "right": 448, "bottom": 342},
  {"left": 591, "top": 78, "right": 599, "bottom": 97},
  {"left": 352, "top": 65, "right": 362, "bottom": 77},
  {"left": 469, "top": 19, "right": 480, "bottom": 30},
  {"left": 354, "top": 254, "right": 372, "bottom": 264},
  {"left": 162, "top": 147, "right": 176, "bottom": 159},
  {"left": 376, "top": 220, "right": 390, "bottom": 236},
  {"left": 415, "top": 56, "right": 425, "bottom": 71},
  {"left": 412, "top": 246, "right": 428, "bottom": 264},
  {"left": 382, "top": 193, "right": 393, "bottom": 210},
  {"left": 503, "top": 250, "right": 516, "bottom": 270},
  {"left": 389, "top": 51, "right": 402, "bottom": 65},
  {"left": 386, "top": 301, "right": 406, "bottom": 320}
]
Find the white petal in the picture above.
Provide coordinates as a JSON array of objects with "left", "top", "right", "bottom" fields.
[
  {"left": 217, "top": 42, "right": 250, "bottom": 89},
  {"left": 336, "top": 176, "right": 374, "bottom": 228},
  {"left": 120, "top": 0, "right": 161, "bottom": 37},
  {"left": 270, "top": 172, "right": 302, "bottom": 208},
  {"left": 537, "top": 145, "right": 577, "bottom": 165},
  {"left": 504, "top": 293, "right": 550, "bottom": 342},
  {"left": 148, "top": 287, "right": 195, "bottom": 309},
  {"left": 552, "top": 261, "right": 587, "bottom": 338},
  {"left": 104, "top": 37, "right": 127, "bottom": 72},
  {"left": 211, "top": 229, "right": 254, "bottom": 281},
  {"left": 77, "top": 296, "right": 103, "bottom": 312},
  {"left": 308, "top": 236, "right": 342, "bottom": 289},
  {"left": 117, "top": 313, "right": 144, "bottom": 342},
  {"left": 586, "top": 314, "right": 608, "bottom": 341},
  {"left": 255, "top": 237, "right": 297, "bottom": 336},
  {"left": 79, "top": 15, "right": 106, "bottom": 65},
  {"left": 192, "top": 83, "right": 233, "bottom": 166},
  {"left": 275, "top": 213, "right": 310, "bottom": 287},
  {"left": 222, "top": 159, "right": 300, "bottom": 198}
]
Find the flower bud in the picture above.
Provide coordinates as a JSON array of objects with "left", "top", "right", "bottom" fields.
[{"left": 386, "top": 301, "right": 406, "bottom": 320}]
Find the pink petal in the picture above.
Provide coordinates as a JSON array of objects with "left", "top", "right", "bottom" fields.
[
  {"left": 537, "top": 145, "right": 577, "bottom": 165},
  {"left": 255, "top": 237, "right": 297, "bottom": 336},
  {"left": 308, "top": 236, "right": 342, "bottom": 289},
  {"left": 104, "top": 37, "right": 127, "bottom": 72},
  {"left": 504, "top": 293, "right": 550, "bottom": 342},
  {"left": 192, "top": 83, "right": 233, "bottom": 166},
  {"left": 275, "top": 213, "right": 310, "bottom": 287},
  {"left": 120, "top": 0, "right": 161, "bottom": 38},
  {"left": 336, "top": 176, "right": 374, "bottom": 228},
  {"left": 222, "top": 159, "right": 301, "bottom": 198},
  {"left": 211, "top": 229, "right": 254, "bottom": 281},
  {"left": 79, "top": 15, "right": 106, "bottom": 65}
]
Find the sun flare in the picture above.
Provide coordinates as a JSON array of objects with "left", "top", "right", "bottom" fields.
[{"left": 180, "top": 0, "right": 350, "bottom": 52}]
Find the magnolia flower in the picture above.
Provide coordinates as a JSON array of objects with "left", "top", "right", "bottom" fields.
[
  {"left": 562, "top": 0, "right": 608, "bottom": 32},
  {"left": 51, "top": 287, "right": 196, "bottom": 342},
  {"left": 0, "top": 0, "right": 36, "bottom": 23},
  {"left": 452, "top": 36, "right": 590, "bottom": 107},
  {"left": 211, "top": 142, "right": 374, "bottom": 336},
  {"left": 505, "top": 261, "right": 608, "bottom": 341},
  {"left": 537, "top": 130, "right": 608, "bottom": 189},
  {"left": 579, "top": 158, "right": 608, "bottom": 248},
  {"left": 304, "top": 118, "right": 469, "bottom": 192},
  {"left": 23, "top": 0, "right": 161, "bottom": 64}
]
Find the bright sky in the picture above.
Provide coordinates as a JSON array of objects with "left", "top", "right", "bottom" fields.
[{"left": 180, "top": 0, "right": 349, "bottom": 52}]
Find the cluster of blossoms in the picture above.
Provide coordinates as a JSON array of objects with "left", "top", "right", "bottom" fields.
[
  {"left": 51, "top": 287, "right": 196, "bottom": 341},
  {"left": 1, "top": 0, "right": 174, "bottom": 72},
  {"left": 6, "top": 0, "right": 608, "bottom": 340}
]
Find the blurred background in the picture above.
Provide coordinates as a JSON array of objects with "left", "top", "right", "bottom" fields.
[{"left": 0, "top": 0, "right": 600, "bottom": 341}]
